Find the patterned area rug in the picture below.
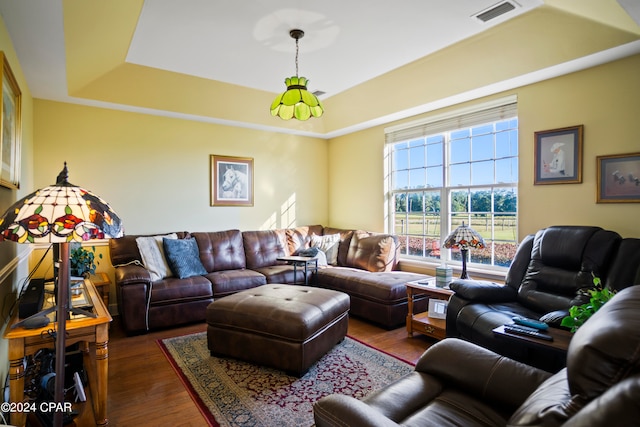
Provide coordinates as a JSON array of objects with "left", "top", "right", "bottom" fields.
[{"left": 158, "top": 332, "right": 414, "bottom": 427}]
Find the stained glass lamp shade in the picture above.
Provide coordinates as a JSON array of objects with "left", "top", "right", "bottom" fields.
[
  {"left": 270, "top": 76, "right": 324, "bottom": 120},
  {"left": 0, "top": 163, "right": 122, "bottom": 426},
  {"left": 443, "top": 222, "right": 485, "bottom": 279},
  {"left": 270, "top": 29, "right": 324, "bottom": 121}
]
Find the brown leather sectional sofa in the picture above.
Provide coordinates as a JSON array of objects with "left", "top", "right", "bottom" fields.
[{"left": 109, "top": 225, "right": 431, "bottom": 334}]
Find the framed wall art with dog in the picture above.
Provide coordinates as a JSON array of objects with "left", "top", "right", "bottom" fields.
[{"left": 210, "top": 155, "right": 254, "bottom": 206}]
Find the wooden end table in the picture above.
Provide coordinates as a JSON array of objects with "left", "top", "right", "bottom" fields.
[
  {"left": 90, "top": 271, "right": 111, "bottom": 308},
  {"left": 406, "top": 278, "right": 453, "bottom": 340},
  {"left": 3, "top": 278, "right": 112, "bottom": 426}
]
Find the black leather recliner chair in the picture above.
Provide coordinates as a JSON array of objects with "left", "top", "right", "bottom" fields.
[
  {"left": 446, "top": 225, "right": 640, "bottom": 371},
  {"left": 313, "top": 285, "right": 640, "bottom": 426}
]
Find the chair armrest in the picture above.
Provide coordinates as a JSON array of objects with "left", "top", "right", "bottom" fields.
[
  {"left": 450, "top": 279, "right": 517, "bottom": 302},
  {"left": 539, "top": 309, "right": 570, "bottom": 327},
  {"left": 313, "top": 394, "right": 400, "bottom": 427},
  {"left": 416, "top": 339, "right": 552, "bottom": 409},
  {"left": 114, "top": 264, "right": 151, "bottom": 286}
]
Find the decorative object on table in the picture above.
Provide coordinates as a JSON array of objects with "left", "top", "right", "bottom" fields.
[
  {"left": 270, "top": 29, "right": 324, "bottom": 121},
  {"left": 534, "top": 125, "right": 583, "bottom": 185},
  {"left": 0, "top": 162, "right": 122, "bottom": 427},
  {"left": 596, "top": 152, "right": 640, "bottom": 203},
  {"left": 443, "top": 222, "right": 485, "bottom": 279},
  {"left": 561, "top": 275, "right": 616, "bottom": 332},
  {"left": 0, "top": 52, "right": 22, "bottom": 189},
  {"left": 210, "top": 154, "right": 254, "bottom": 206},
  {"left": 69, "top": 243, "right": 101, "bottom": 277},
  {"left": 159, "top": 332, "right": 412, "bottom": 427},
  {"left": 435, "top": 264, "right": 453, "bottom": 288}
]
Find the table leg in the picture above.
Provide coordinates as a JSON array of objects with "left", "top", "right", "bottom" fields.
[
  {"left": 8, "top": 338, "right": 26, "bottom": 427},
  {"left": 94, "top": 324, "right": 109, "bottom": 426},
  {"left": 406, "top": 288, "right": 414, "bottom": 337}
]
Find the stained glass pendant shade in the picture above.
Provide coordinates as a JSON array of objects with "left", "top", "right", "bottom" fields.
[
  {"left": 270, "top": 29, "right": 324, "bottom": 121},
  {"left": 0, "top": 163, "right": 123, "bottom": 243},
  {"left": 443, "top": 222, "right": 485, "bottom": 279}
]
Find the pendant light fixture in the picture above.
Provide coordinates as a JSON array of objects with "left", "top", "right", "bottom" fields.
[{"left": 270, "top": 29, "right": 324, "bottom": 120}]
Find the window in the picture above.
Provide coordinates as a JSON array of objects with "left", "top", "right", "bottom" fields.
[{"left": 386, "top": 98, "right": 518, "bottom": 269}]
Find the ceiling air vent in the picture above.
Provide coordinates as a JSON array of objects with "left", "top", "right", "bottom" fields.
[{"left": 473, "top": 1, "right": 517, "bottom": 23}]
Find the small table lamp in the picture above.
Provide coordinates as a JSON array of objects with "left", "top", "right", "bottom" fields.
[
  {"left": 443, "top": 222, "right": 485, "bottom": 279},
  {"left": 0, "top": 163, "right": 123, "bottom": 427}
]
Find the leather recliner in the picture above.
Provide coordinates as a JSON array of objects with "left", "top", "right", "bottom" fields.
[
  {"left": 445, "top": 225, "right": 640, "bottom": 371},
  {"left": 313, "top": 285, "right": 640, "bottom": 426}
]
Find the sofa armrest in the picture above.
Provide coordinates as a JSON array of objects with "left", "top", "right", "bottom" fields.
[
  {"left": 449, "top": 279, "right": 517, "bottom": 302},
  {"left": 313, "top": 394, "right": 400, "bottom": 427},
  {"left": 416, "top": 339, "right": 552, "bottom": 409},
  {"left": 114, "top": 264, "right": 152, "bottom": 286}
]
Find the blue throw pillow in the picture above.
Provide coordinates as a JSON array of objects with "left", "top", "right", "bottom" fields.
[{"left": 163, "top": 237, "right": 208, "bottom": 279}]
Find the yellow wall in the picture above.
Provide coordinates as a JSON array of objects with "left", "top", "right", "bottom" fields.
[
  {"left": 328, "top": 54, "right": 640, "bottom": 239},
  {"left": 33, "top": 101, "right": 329, "bottom": 234}
]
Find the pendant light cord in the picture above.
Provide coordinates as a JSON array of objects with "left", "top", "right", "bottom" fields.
[{"left": 295, "top": 37, "right": 299, "bottom": 77}]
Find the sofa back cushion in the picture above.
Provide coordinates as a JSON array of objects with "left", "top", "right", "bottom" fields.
[
  {"left": 192, "top": 230, "right": 246, "bottom": 272},
  {"left": 285, "top": 225, "right": 324, "bottom": 254},
  {"left": 345, "top": 232, "right": 399, "bottom": 272},
  {"left": 243, "top": 229, "right": 289, "bottom": 269},
  {"left": 516, "top": 226, "right": 621, "bottom": 313}
]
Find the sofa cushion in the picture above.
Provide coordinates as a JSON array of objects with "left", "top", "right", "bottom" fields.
[
  {"left": 148, "top": 275, "right": 213, "bottom": 304},
  {"left": 135, "top": 233, "right": 177, "bottom": 281},
  {"left": 163, "top": 237, "right": 208, "bottom": 279},
  {"left": 243, "top": 230, "right": 288, "bottom": 269},
  {"left": 205, "top": 269, "right": 266, "bottom": 298},
  {"left": 346, "top": 233, "right": 398, "bottom": 272},
  {"left": 285, "top": 225, "right": 324, "bottom": 254},
  {"left": 317, "top": 268, "right": 426, "bottom": 303},
  {"left": 310, "top": 233, "right": 341, "bottom": 265},
  {"left": 192, "top": 230, "right": 246, "bottom": 272}
]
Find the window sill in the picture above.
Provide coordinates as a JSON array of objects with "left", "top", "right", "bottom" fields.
[{"left": 398, "top": 257, "right": 507, "bottom": 284}]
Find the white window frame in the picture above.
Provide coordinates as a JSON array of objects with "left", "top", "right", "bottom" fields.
[{"left": 385, "top": 96, "right": 518, "bottom": 273}]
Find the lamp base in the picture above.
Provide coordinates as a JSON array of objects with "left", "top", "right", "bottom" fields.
[{"left": 459, "top": 249, "right": 470, "bottom": 279}]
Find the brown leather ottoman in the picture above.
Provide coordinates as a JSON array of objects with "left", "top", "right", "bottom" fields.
[{"left": 206, "top": 284, "right": 350, "bottom": 376}]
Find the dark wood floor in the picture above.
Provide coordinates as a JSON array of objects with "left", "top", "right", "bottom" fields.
[{"left": 69, "top": 316, "right": 436, "bottom": 426}]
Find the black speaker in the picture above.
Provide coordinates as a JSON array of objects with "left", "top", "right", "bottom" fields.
[{"left": 18, "top": 278, "right": 45, "bottom": 319}]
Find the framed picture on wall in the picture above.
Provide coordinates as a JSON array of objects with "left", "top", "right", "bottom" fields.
[
  {"left": 210, "top": 155, "right": 254, "bottom": 206},
  {"left": 534, "top": 125, "right": 583, "bottom": 185},
  {"left": 0, "top": 52, "right": 22, "bottom": 190},
  {"left": 596, "top": 152, "right": 640, "bottom": 203}
]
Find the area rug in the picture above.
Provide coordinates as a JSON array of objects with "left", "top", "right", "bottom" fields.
[{"left": 158, "top": 332, "right": 414, "bottom": 426}]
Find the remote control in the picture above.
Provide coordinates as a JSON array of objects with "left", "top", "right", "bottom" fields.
[
  {"left": 512, "top": 316, "right": 548, "bottom": 330},
  {"left": 504, "top": 324, "right": 554, "bottom": 341}
]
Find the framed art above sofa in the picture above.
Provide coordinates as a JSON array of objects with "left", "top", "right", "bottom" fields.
[{"left": 210, "top": 154, "right": 254, "bottom": 206}]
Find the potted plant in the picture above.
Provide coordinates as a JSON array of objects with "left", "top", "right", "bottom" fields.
[
  {"left": 70, "top": 244, "right": 101, "bottom": 277},
  {"left": 561, "top": 275, "right": 616, "bottom": 332}
]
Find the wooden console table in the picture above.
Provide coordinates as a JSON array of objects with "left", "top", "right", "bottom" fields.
[{"left": 3, "top": 278, "right": 112, "bottom": 427}]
